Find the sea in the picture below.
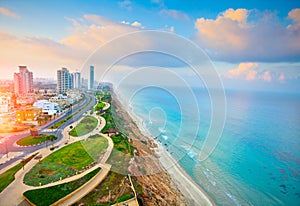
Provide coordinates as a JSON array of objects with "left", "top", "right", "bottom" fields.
[{"left": 116, "top": 86, "right": 300, "bottom": 206}]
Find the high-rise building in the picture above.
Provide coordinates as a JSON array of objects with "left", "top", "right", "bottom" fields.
[
  {"left": 57, "top": 68, "right": 72, "bottom": 94},
  {"left": 14, "top": 66, "right": 33, "bottom": 95},
  {"left": 89, "top": 66, "right": 94, "bottom": 90},
  {"left": 73, "top": 72, "right": 81, "bottom": 89},
  {"left": 70, "top": 73, "right": 74, "bottom": 89}
]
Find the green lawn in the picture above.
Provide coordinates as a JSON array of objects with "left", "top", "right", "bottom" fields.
[
  {"left": 24, "top": 135, "right": 108, "bottom": 186},
  {"left": 101, "top": 109, "right": 114, "bottom": 133},
  {"left": 0, "top": 163, "right": 23, "bottom": 193},
  {"left": 24, "top": 168, "right": 100, "bottom": 206},
  {"left": 69, "top": 115, "right": 98, "bottom": 137},
  {"left": 0, "top": 153, "right": 37, "bottom": 192},
  {"left": 95, "top": 102, "right": 106, "bottom": 111},
  {"left": 16, "top": 134, "right": 53, "bottom": 146},
  {"left": 107, "top": 134, "right": 135, "bottom": 174}
]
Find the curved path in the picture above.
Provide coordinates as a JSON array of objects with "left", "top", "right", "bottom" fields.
[
  {"left": 0, "top": 94, "right": 95, "bottom": 171},
  {"left": 0, "top": 101, "right": 113, "bottom": 206}
]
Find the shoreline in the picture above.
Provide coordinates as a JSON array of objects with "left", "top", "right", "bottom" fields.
[{"left": 113, "top": 91, "right": 215, "bottom": 206}]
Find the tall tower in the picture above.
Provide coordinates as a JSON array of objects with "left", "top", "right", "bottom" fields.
[
  {"left": 14, "top": 66, "right": 33, "bottom": 95},
  {"left": 57, "top": 68, "right": 71, "bottom": 94},
  {"left": 73, "top": 72, "right": 81, "bottom": 89},
  {"left": 89, "top": 66, "right": 94, "bottom": 90}
]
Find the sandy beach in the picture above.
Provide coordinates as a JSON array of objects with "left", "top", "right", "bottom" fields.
[{"left": 113, "top": 92, "right": 215, "bottom": 206}]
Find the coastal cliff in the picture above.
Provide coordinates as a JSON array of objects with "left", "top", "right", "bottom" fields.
[{"left": 111, "top": 94, "right": 188, "bottom": 205}]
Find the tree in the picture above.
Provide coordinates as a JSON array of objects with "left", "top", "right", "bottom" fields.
[
  {"left": 69, "top": 125, "right": 73, "bottom": 139},
  {"left": 48, "top": 135, "right": 58, "bottom": 147}
]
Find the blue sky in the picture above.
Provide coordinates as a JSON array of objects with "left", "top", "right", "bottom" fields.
[{"left": 0, "top": 0, "right": 299, "bottom": 93}]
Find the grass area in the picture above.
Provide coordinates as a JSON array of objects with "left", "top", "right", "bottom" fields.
[
  {"left": 24, "top": 135, "right": 107, "bottom": 186},
  {"left": 24, "top": 168, "right": 100, "bottom": 206},
  {"left": 69, "top": 115, "right": 98, "bottom": 137},
  {"left": 95, "top": 102, "right": 106, "bottom": 111},
  {"left": 110, "top": 135, "right": 134, "bottom": 156},
  {"left": 16, "top": 134, "right": 56, "bottom": 146},
  {"left": 75, "top": 172, "right": 134, "bottom": 205},
  {"left": 100, "top": 92, "right": 135, "bottom": 173},
  {"left": 104, "top": 119, "right": 135, "bottom": 174},
  {"left": 0, "top": 153, "right": 37, "bottom": 192},
  {"left": 50, "top": 94, "right": 91, "bottom": 129},
  {"left": 101, "top": 109, "right": 114, "bottom": 133},
  {"left": 75, "top": 92, "right": 144, "bottom": 205}
]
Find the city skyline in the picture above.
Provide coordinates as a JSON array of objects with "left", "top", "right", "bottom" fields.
[{"left": 0, "top": 0, "right": 299, "bottom": 93}]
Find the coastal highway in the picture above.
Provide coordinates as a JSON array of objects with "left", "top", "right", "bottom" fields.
[{"left": 0, "top": 93, "right": 97, "bottom": 170}]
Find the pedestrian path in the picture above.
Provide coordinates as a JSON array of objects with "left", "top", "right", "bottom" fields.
[{"left": 0, "top": 101, "right": 113, "bottom": 206}]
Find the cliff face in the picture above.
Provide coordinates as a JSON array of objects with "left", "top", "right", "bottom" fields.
[{"left": 111, "top": 95, "right": 187, "bottom": 206}]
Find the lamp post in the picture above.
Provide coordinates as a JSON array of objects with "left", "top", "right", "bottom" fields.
[{"left": 5, "top": 140, "right": 8, "bottom": 158}]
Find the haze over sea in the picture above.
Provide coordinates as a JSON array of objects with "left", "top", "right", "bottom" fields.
[{"left": 118, "top": 87, "right": 300, "bottom": 205}]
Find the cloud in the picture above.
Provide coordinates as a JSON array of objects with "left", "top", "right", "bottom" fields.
[
  {"left": 193, "top": 8, "right": 300, "bottom": 62},
  {"left": 279, "top": 73, "right": 285, "bottom": 83},
  {"left": 0, "top": 7, "right": 19, "bottom": 18},
  {"left": 246, "top": 70, "right": 258, "bottom": 81},
  {"left": 62, "top": 15, "right": 141, "bottom": 51},
  {"left": 226, "top": 62, "right": 259, "bottom": 80},
  {"left": 261, "top": 71, "right": 272, "bottom": 82},
  {"left": 0, "top": 14, "right": 146, "bottom": 78},
  {"left": 160, "top": 9, "right": 189, "bottom": 21},
  {"left": 131, "top": 21, "right": 142, "bottom": 27},
  {"left": 288, "top": 8, "right": 300, "bottom": 30},
  {"left": 222, "top": 8, "right": 248, "bottom": 24},
  {"left": 118, "top": 0, "right": 132, "bottom": 11},
  {"left": 224, "top": 62, "right": 285, "bottom": 83}
]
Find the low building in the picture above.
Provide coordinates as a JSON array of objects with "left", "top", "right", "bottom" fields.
[
  {"left": 16, "top": 107, "right": 42, "bottom": 125},
  {"left": 49, "top": 94, "right": 72, "bottom": 108},
  {"left": 16, "top": 94, "right": 36, "bottom": 105},
  {"left": 105, "top": 128, "right": 119, "bottom": 136},
  {"left": 0, "top": 96, "right": 11, "bottom": 113},
  {"left": 33, "top": 100, "right": 61, "bottom": 115}
]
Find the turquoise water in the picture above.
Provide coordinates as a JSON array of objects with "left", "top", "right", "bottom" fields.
[{"left": 119, "top": 87, "right": 300, "bottom": 205}]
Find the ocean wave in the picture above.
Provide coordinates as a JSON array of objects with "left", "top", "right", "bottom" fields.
[
  {"left": 162, "top": 135, "right": 168, "bottom": 140},
  {"left": 159, "top": 127, "right": 166, "bottom": 134},
  {"left": 225, "top": 192, "right": 242, "bottom": 206},
  {"left": 181, "top": 145, "right": 198, "bottom": 159}
]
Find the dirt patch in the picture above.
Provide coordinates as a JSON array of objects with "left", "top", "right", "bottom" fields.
[{"left": 39, "top": 169, "right": 56, "bottom": 176}]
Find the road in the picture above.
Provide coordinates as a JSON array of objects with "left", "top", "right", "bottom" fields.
[
  {"left": 0, "top": 93, "right": 96, "bottom": 171},
  {"left": 0, "top": 99, "right": 113, "bottom": 205}
]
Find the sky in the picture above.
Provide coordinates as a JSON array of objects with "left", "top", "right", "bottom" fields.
[{"left": 0, "top": 0, "right": 299, "bottom": 93}]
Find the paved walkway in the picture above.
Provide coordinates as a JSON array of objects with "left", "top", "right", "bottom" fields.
[
  {"left": 103, "top": 102, "right": 111, "bottom": 111},
  {"left": 0, "top": 102, "right": 113, "bottom": 206},
  {"left": 57, "top": 164, "right": 111, "bottom": 206}
]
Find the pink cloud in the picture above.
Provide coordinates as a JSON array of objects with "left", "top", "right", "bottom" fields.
[
  {"left": 0, "top": 7, "right": 19, "bottom": 19},
  {"left": 0, "top": 14, "right": 148, "bottom": 78},
  {"left": 261, "top": 71, "right": 272, "bottom": 82},
  {"left": 225, "top": 62, "right": 279, "bottom": 82},
  {"left": 222, "top": 8, "right": 248, "bottom": 25},
  {"left": 288, "top": 8, "right": 300, "bottom": 30},
  {"left": 279, "top": 73, "right": 285, "bottom": 83},
  {"left": 226, "top": 62, "right": 259, "bottom": 80},
  {"left": 246, "top": 70, "right": 258, "bottom": 80},
  {"left": 193, "top": 8, "right": 300, "bottom": 62}
]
